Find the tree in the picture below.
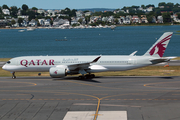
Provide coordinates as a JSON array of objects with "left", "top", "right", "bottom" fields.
[
  {"left": 114, "top": 18, "right": 119, "bottom": 24},
  {"left": 162, "top": 12, "right": 171, "bottom": 23},
  {"left": 78, "top": 18, "right": 83, "bottom": 24},
  {"left": 22, "top": 4, "right": 29, "bottom": 11},
  {"left": 11, "top": 19, "right": 16, "bottom": 25},
  {"left": 177, "top": 13, "right": 180, "bottom": 19},
  {"left": 10, "top": 6, "right": 18, "bottom": 18},
  {"left": 146, "top": 4, "right": 155, "bottom": 8},
  {"left": 18, "top": 18, "right": 24, "bottom": 26},
  {"left": 28, "top": 11, "right": 36, "bottom": 21},
  {"left": 85, "top": 16, "right": 90, "bottom": 24},
  {"left": 32, "top": 7, "right": 38, "bottom": 11},
  {"left": 141, "top": 5, "right": 146, "bottom": 9},
  {"left": 147, "top": 15, "right": 153, "bottom": 23},
  {"left": 158, "top": 2, "right": 166, "bottom": 7},
  {"left": 2, "top": 4, "right": 9, "bottom": 9},
  {"left": 167, "top": 2, "right": 174, "bottom": 8},
  {"left": 50, "top": 20, "right": 53, "bottom": 26}
]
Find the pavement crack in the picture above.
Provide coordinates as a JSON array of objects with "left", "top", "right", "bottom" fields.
[
  {"left": 0, "top": 102, "right": 19, "bottom": 119},
  {"left": 15, "top": 102, "right": 32, "bottom": 120},
  {"left": 32, "top": 102, "right": 46, "bottom": 119},
  {"left": 141, "top": 114, "right": 144, "bottom": 120}
]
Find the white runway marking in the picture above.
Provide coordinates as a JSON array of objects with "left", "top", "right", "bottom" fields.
[{"left": 63, "top": 111, "right": 127, "bottom": 120}]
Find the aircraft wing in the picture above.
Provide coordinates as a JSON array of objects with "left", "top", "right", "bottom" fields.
[{"left": 67, "top": 56, "right": 101, "bottom": 74}]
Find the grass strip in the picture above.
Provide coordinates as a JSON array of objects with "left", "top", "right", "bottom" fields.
[{"left": 0, "top": 66, "right": 180, "bottom": 77}]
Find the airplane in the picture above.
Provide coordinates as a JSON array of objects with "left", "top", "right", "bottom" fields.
[{"left": 2, "top": 32, "right": 174, "bottom": 79}]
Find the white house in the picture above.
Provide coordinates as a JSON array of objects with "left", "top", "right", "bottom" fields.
[
  {"left": 76, "top": 11, "right": 83, "bottom": 17},
  {"left": 157, "top": 16, "right": 163, "bottom": 23},
  {"left": 84, "top": 12, "right": 92, "bottom": 16},
  {"left": 2, "top": 9, "right": 10, "bottom": 15},
  {"left": 29, "top": 19, "right": 37, "bottom": 26},
  {"left": 37, "top": 9, "right": 45, "bottom": 14}
]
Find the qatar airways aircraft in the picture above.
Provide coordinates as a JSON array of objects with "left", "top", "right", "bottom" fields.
[{"left": 2, "top": 32, "right": 174, "bottom": 79}]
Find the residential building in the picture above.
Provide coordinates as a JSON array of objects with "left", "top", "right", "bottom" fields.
[
  {"left": 84, "top": 12, "right": 92, "bottom": 16},
  {"left": 37, "top": 9, "right": 45, "bottom": 14},
  {"left": 76, "top": 11, "right": 83, "bottom": 17},
  {"left": 132, "top": 15, "right": 140, "bottom": 23},
  {"left": 157, "top": 16, "right": 163, "bottom": 23},
  {"left": 29, "top": 19, "right": 37, "bottom": 26},
  {"left": 2, "top": 9, "right": 10, "bottom": 15},
  {"left": 53, "top": 18, "right": 69, "bottom": 26},
  {"left": 141, "top": 15, "right": 148, "bottom": 23}
]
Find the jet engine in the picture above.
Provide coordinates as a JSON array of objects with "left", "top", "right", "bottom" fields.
[{"left": 49, "top": 67, "right": 67, "bottom": 78}]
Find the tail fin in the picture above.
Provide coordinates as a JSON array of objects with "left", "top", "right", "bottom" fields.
[{"left": 143, "top": 32, "right": 173, "bottom": 57}]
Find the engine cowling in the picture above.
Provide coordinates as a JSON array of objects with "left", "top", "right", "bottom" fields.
[{"left": 49, "top": 67, "right": 67, "bottom": 78}]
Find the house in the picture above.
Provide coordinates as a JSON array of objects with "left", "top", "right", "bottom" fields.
[
  {"left": 84, "top": 12, "right": 92, "bottom": 17},
  {"left": 44, "top": 19, "right": 51, "bottom": 26},
  {"left": 37, "top": 9, "right": 45, "bottom": 14},
  {"left": 173, "top": 14, "right": 180, "bottom": 23},
  {"left": 119, "top": 16, "right": 125, "bottom": 24},
  {"left": 56, "top": 14, "right": 69, "bottom": 17},
  {"left": 108, "top": 16, "right": 114, "bottom": 23},
  {"left": 90, "top": 16, "right": 101, "bottom": 23},
  {"left": 132, "top": 15, "right": 140, "bottom": 23},
  {"left": 125, "top": 15, "right": 131, "bottom": 24},
  {"left": 157, "top": 16, "right": 163, "bottom": 23},
  {"left": 76, "top": 11, "right": 83, "bottom": 17},
  {"left": 71, "top": 19, "right": 79, "bottom": 25},
  {"left": 2, "top": 9, "right": 10, "bottom": 15},
  {"left": 21, "top": 19, "right": 28, "bottom": 27},
  {"left": 47, "top": 10, "right": 56, "bottom": 17},
  {"left": 146, "top": 7, "right": 154, "bottom": 12},
  {"left": 53, "top": 18, "right": 69, "bottom": 27},
  {"left": 29, "top": 19, "right": 37, "bottom": 26},
  {"left": 18, "top": 15, "right": 29, "bottom": 20},
  {"left": 141, "top": 15, "right": 148, "bottom": 23},
  {"left": 152, "top": 16, "right": 157, "bottom": 23},
  {"left": 102, "top": 17, "right": 108, "bottom": 22}
]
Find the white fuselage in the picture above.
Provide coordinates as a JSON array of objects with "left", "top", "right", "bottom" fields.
[{"left": 2, "top": 55, "right": 156, "bottom": 73}]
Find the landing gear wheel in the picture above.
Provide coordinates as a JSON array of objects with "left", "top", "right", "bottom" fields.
[
  {"left": 12, "top": 76, "right": 16, "bottom": 79},
  {"left": 79, "top": 76, "right": 86, "bottom": 80},
  {"left": 91, "top": 74, "right": 95, "bottom": 78},
  {"left": 12, "top": 72, "right": 16, "bottom": 79}
]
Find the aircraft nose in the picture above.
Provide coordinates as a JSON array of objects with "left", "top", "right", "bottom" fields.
[{"left": 2, "top": 65, "right": 7, "bottom": 70}]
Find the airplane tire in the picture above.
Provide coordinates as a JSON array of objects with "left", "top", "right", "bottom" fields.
[{"left": 12, "top": 76, "right": 16, "bottom": 79}]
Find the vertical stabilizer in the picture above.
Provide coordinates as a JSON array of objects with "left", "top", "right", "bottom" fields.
[{"left": 143, "top": 32, "right": 173, "bottom": 57}]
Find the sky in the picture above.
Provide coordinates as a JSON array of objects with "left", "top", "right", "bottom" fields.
[{"left": 1, "top": 0, "right": 180, "bottom": 9}]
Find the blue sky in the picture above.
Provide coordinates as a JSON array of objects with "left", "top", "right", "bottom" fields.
[{"left": 1, "top": 0, "right": 180, "bottom": 9}]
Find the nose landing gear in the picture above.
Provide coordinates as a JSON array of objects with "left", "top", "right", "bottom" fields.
[{"left": 12, "top": 72, "right": 16, "bottom": 79}]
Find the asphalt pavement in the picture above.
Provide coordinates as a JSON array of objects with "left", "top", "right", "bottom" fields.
[{"left": 0, "top": 76, "right": 180, "bottom": 120}]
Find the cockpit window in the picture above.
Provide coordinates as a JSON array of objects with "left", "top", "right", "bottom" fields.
[{"left": 7, "top": 61, "right": 11, "bottom": 64}]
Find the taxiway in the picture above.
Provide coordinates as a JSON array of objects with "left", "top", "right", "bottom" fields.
[{"left": 0, "top": 76, "right": 180, "bottom": 120}]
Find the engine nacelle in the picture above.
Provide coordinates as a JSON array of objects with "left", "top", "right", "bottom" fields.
[{"left": 49, "top": 67, "right": 67, "bottom": 78}]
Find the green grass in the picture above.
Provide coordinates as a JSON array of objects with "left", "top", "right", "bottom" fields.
[
  {"left": 0, "top": 58, "right": 11, "bottom": 62},
  {"left": 1, "top": 66, "right": 180, "bottom": 77}
]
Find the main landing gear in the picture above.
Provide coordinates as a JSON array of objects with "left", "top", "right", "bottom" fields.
[
  {"left": 78, "top": 74, "right": 95, "bottom": 79},
  {"left": 12, "top": 72, "right": 16, "bottom": 79}
]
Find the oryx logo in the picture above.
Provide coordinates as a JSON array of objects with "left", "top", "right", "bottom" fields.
[
  {"left": 149, "top": 34, "right": 172, "bottom": 57},
  {"left": 54, "top": 70, "right": 58, "bottom": 74}
]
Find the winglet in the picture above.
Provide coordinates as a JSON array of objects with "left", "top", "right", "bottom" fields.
[{"left": 91, "top": 56, "right": 101, "bottom": 63}]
